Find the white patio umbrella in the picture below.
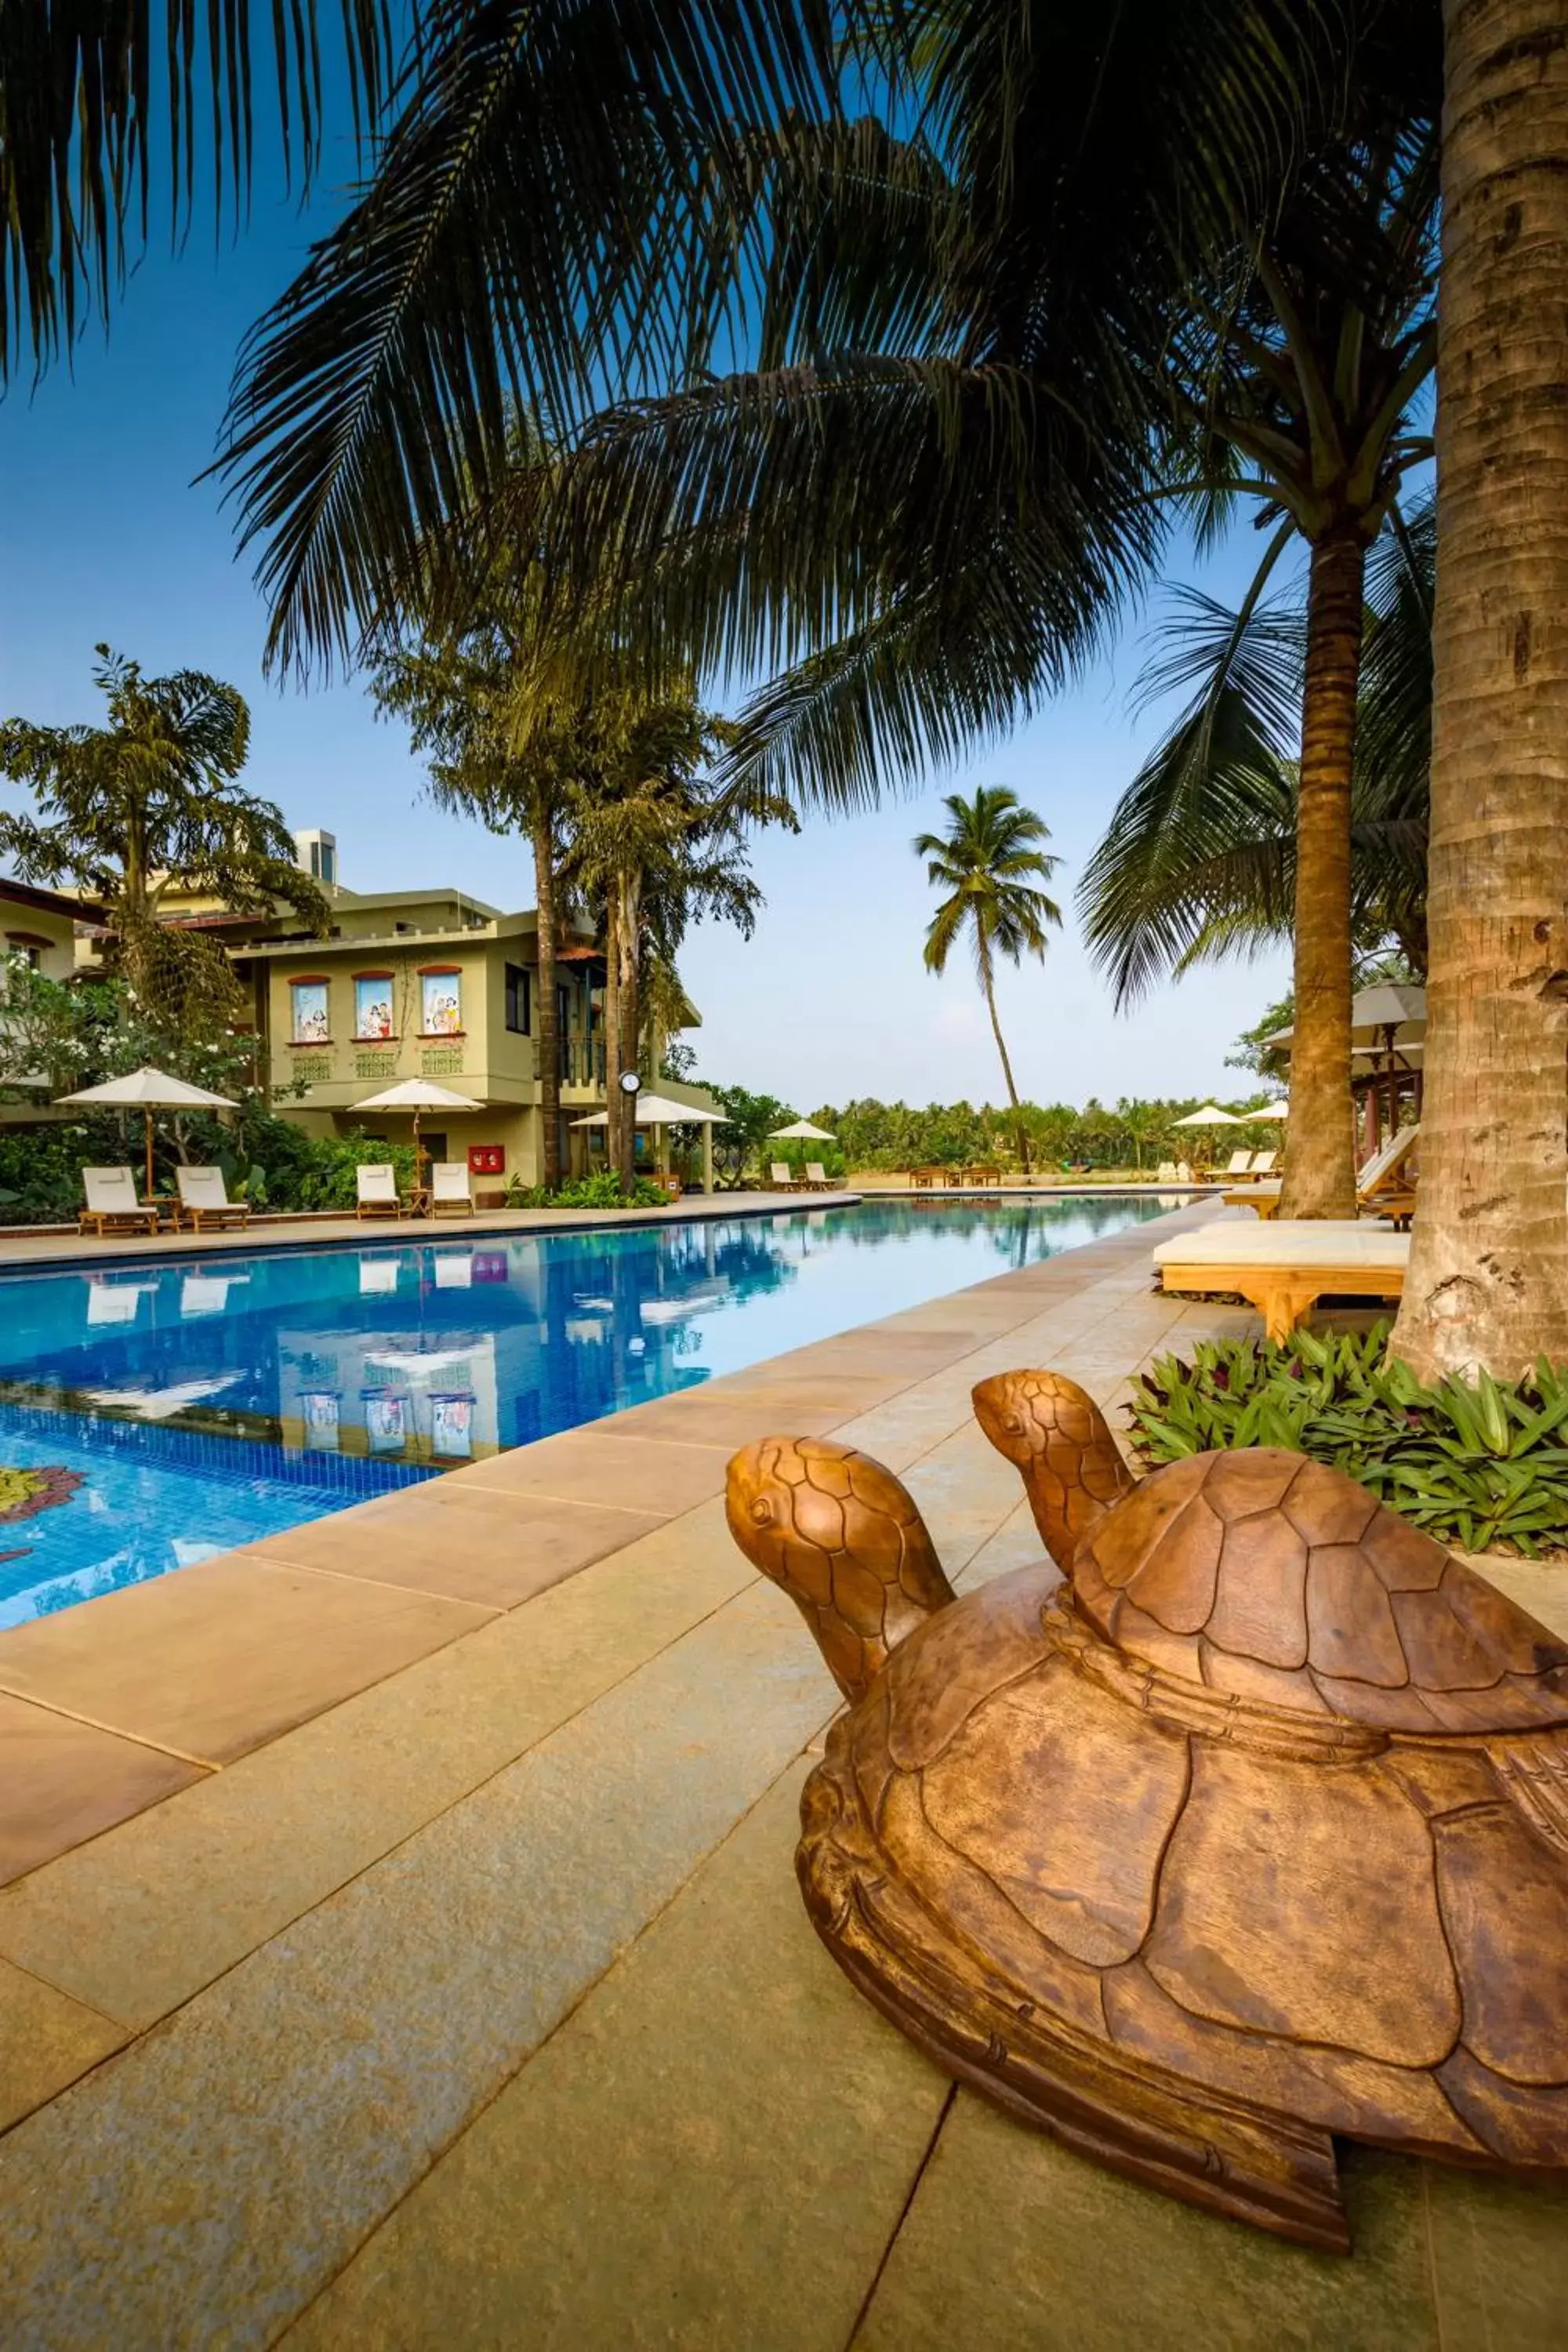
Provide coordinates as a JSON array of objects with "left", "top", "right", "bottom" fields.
[
  {"left": 1253, "top": 1101, "right": 1291, "bottom": 1122},
  {"left": 56, "top": 1065, "right": 238, "bottom": 1197},
  {"left": 568, "top": 1091, "right": 724, "bottom": 1128},
  {"left": 768, "top": 1118, "right": 837, "bottom": 1142},
  {"left": 572, "top": 1091, "right": 725, "bottom": 1189},
  {"left": 352, "top": 1077, "right": 485, "bottom": 1180},
  {"left": 1171, "top": 1104, "right": 1243, "bottom": 1128}
]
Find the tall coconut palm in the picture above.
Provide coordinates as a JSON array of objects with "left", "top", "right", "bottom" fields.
[
  {"left": 370, "top": 623, "right": 576, "bottom": 1191},
  {"left": 220, "top": 6, "right": 1439, "bottom": 1232},
  {"left": 561, "top": 695, "right": 786, "bottom": 1187},
  {"left": 1388, "top": 0, "right": 1568, "bottom": 1379},
  {"left": 1081, "top": 500, "right": 1433, "bottom": 1000},
  {"left": 914, "top": 788, "right": 1062, "bottom": 1175}
]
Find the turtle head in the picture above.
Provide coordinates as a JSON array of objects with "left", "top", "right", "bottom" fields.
[
  {"left": 972, "top": 1370, "right": 1138, "bottom": 1570},
  {"left": 726, "top": 1435, "right": 956, "bottom": 1703}
]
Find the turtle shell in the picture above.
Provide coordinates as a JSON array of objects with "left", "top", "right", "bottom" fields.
[
  {"left": 800, "top": 1452, "right": 1568, "bottom": 2234},
  {"left": 1069, "top": 1446, "right": 1568, "bottom": 1734}
]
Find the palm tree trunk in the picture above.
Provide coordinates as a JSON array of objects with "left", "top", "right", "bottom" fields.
[
  {"left": 602, "top": 891, "right": 623, "bottom": 1185},
  {"left": 1391, "top": 0, "right": 1568, "bottom": 1377},
  {"left": 1276, "top": 530, "right": 1364, "bottom": 1221},
  {"left": 615, "top": 875, "right": 641, "bottom": 1191},
  {"left": 980, "top": 945, "right": 1031, "bottom": 1175},
  {"left": 532, "top": 800, "right": 562, "bottom": 1192}
]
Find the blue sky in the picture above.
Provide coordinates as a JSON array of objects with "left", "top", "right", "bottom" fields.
[{"left": 0, "top": 127, "right": 1290, "bottom": 1116}]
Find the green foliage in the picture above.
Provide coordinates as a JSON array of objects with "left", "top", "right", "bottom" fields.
[
  {"left": 815, "top": 1094, "right": 1275, "bottom": 1174},
  {"left": 702, "top": 1083, "right": 798, "bottom": 1189},
  {"left": 1127, "top": 1324, "right": 1568, "bottom": 1556},
  {"left": 505, "top": 1171, "right": 666, "bottom": 1209}
]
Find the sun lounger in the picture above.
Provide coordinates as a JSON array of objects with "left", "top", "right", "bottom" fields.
[
  {"left": 79, "top": 1167, "right": 161, "bottom": 1237},
  {"left": 430, "top": 1161, "right": 474, "bottom": 1218},
  {"left": 1225, "top": 1126, "right": 1421, "bottom": 1225},
  {"left": 175, "top": 1165, "right": 250, "bottom": 1232},
  {"left": 769, "top": 1162, "right": 804, "bottom": 1192},
  {"left": 1221, "top": 1149, "right": 1254, "bottom": 1177},
  {"left": 356, "top": 1163, "right": 403, "bottom": 1219},
  {"left": 1152, "top": 1218, "right": 1409, "bottom": 1344},
  {"left": 1249, "top": 1149, "right": 1278, "bottom": 1177},
  {"left": 1155, "top": 1161, "right": 1178, "bottom": 1183},
  {"left": 804, "top": 1162, "right": 841, "bottom": 1191},
  {"left": 1358, "top": 1122, "right": 1421, "bottom": 1203}
]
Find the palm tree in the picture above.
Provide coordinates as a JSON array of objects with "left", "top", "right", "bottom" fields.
[
  {"left": 1388, "top": 0, "right": 1568, "bottom": 1379},
  {"left": 914, "top": 788, "right": 1062, "bottom": 1175},
  {"left": 1081, "top": 500, "right": 1432, "bottom": 1000},
  {"left": 561, "top": 695, "right": 786, "bottom": 1187},
  {"left": 0, "top": 645, "right": 325, "bottom": 1025},
  {"left": 371, "top": 622, "right": 576, "bottom": 1191}
]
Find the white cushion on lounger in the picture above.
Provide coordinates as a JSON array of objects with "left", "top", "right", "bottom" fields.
[{"left": 1153, "top": 1221, "right": 1408, "bottom": 1269}]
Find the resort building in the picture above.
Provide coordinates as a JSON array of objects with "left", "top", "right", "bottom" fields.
[
  {"left": 103, "top": 829, "right": 719, "bottom": 1185},
  {"left": 0, "top": 874, "right": 103, "bottom": 982}
]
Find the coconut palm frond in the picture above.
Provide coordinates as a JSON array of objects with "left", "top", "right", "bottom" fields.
[
  {"left": 0, "top": 1, "right": 395, "bottom": 379},
  {"left": 217, "top": 0, "right": 840, "bottom": 673}
]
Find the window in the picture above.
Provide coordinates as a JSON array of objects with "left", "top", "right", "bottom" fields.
[
  {"left": 419, "top": 967, "right": 463, "bottom": 1036},
  {"left": 4, "top": 933, "right": 49, "bottom": 971},
  {"left": 289, "top": 978, "right": 331, "bottom": 1044},
  {"left": 353, "top": 974, "right": 396, "bottom": 1040},
  {"left": 504, "top": 963, "right": 532, "bottom": 1035},
  {"left": 310, "top": 839, "right": 336, "bottom": 885}
]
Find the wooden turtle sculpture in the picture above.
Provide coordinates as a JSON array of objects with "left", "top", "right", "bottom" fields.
[{"left": 725, "top": 1370, "right": 1568, "bottom": 2253}]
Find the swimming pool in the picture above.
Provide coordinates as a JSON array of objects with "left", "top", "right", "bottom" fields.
[{"left": 0, "top": 1194, "right": 1172, "bottom": 1625}]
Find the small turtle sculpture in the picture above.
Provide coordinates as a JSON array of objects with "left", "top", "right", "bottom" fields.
[{"left": 726, "top": 1370, "right": 1568, "bottom": 2252}]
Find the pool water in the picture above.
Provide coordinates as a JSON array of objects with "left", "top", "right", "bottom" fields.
[{"left": 0, "top": 1195, "right": 1171, "bottom": 1624}]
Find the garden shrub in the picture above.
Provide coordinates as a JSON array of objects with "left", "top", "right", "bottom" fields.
[
  {"left": 506, "top": 1171, "right": 667, "bottom": 1210},
  {"left": 1127, "top": 1323, "right": 1568, "bottom": 1555}
]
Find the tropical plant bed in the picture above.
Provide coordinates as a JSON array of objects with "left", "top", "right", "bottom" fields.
[{"left": 1126, "top": 1324, "right": 1568, "bottom": 1559}]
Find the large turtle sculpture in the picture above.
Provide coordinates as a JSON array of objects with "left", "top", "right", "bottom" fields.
[{"left": 725, "top": 1370, "right": 1568, "bottom": 2252}]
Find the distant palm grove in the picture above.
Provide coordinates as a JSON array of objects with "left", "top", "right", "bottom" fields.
[{"left": 6, "top": 2, "right": 1566, "bottom": 1385}]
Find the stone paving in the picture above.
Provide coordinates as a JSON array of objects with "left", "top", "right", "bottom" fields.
[{"left": 0, "top": 1207, "right": 1564, "bottom": 2348}]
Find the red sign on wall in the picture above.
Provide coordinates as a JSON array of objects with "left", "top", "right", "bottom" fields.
[{"left": 467, "top": 1143, "right": 506, "bottom": 1175}]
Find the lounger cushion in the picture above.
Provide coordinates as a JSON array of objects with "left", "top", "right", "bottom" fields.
[{"left": 1153, "top": 1221, "right": 1408, "bottom": 1269}]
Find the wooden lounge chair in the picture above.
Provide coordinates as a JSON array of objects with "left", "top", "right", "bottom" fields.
[
  {"left": 356, "top": 1163, "right": 403, "bottom": 1219},
  {"left": 79, "top": 1167, "right": 160, "bottom": 1237},
  {"left": 1221, "top": 1149, "right": 1254, "bottom": 1178},
  {"left": 769, "top": 1162, "right": 804, "bottom": 1192},
  {"left": 176, "top": 1166, "right": 250, "bottom": 1232},
  {"left": 1225, "top": 1123, "right": 1419, "bottom": 1224},
  {"left": 1249, "top": 1149, "right": 1278, "bottom": 1177},
  {"left": 1152, "top": 1219, "right": 1408, "bottom": 1344},
  {"left": 804, "top": 1162, "right": 841, "bottom": 1191},
  {"left": 430, "top": 1161, "right": 475, "bottom": 1218}
]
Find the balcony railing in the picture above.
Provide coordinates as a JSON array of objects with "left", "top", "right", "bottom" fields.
[{"left": 539, "top": 1035, "right": 606, "bottom": 1087}]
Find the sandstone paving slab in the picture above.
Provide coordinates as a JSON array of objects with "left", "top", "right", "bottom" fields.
[
  {"left": 0, "top": 1956, "right": 127, "bottom": 2132},
  {"left": 0, "top": 1690, "right": 208, "bottom": 1886},
  {"left": 0, "top": 1578, "right": 838, "bottom": 2351},
  {"left": 0, "top": 1557, "right": 494, "bottom": 1766},
  {"left": 282, "top": 1766, "right": 949, "bottom": 2352},
  {"left": 852, "top": 2092, "right": 1442, "bottom": 2352},
  {"left": 454, "top": 1425, "right": 728, "bottom": 1515},
  {"left": 902, "top": 1421, "right": 1030, "bottom": 1570},
  {"left": 0, "top": 1501, "right": 753, "bottom": 2029},
  {"left": 245, "top": 1481, "right": 658, "bottom": 1609}
]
